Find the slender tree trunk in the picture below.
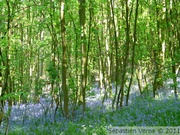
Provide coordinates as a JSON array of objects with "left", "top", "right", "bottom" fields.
[
  {"left": 79, "top": 0, "right": 87, "bottom": 112},
  {"left": 1, "top": 0, "right": 11, "bottom": 131},
  {"left": 0, "top": 48, "right": 4, "bottom": 125},
  {"left": 166, "top": 0, "right": 179, "bottom": 99},
  {"left": 153, "top": 0, "right": 164, "bottom": 97},
  {"left": 109, "top": 0, "right": 120, "bottom": 109},
  {"left": 136, "top": 71, "right": 143, "bottom": 95},
  {"left": 68, "top": 12, "right": 80, "bottom": 108},
  {"left": 60, "top": 0, "right": 68, "bottom": 117},
  {"left": 116, "top": 0, "right": 130, "bottom": 109},
  {"left": 126, "top": 0, "right": 139, "bottom": 106},
  {"left": 0, "top": 50, "right": 2, "bottom": 89}
]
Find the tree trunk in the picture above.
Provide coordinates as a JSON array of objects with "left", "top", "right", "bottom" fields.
[
  {"left": 116, "top": 0, "right": 130, "bottom": 109},
  {"left": 60, "top": 0, "right": 69, "bottom": 118},
  {"left": 126, "top": 0, "right": 139, "bottom": 106},
  {"left": 79, "top": 0, "right": 87, "bottom": 112}
]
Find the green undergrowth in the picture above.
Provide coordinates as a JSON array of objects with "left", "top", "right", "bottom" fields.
[{"left": 4, "top": 95, "right": 180, "bottom": 135}]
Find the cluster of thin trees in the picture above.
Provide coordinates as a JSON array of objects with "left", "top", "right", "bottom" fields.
[{"left": 0, "top": 0, "right": 179, "bottom": 121}]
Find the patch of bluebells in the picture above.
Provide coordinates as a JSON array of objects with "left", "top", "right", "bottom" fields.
[
  {"left": 0, "top": 78, "right": 180, "bottom": 134},
  {"left": 0, "top": 95, "right": 58, "bottom": 132}
]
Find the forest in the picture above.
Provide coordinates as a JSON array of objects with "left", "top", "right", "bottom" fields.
[{"left": 0, "top": 0, "right": 180, "bottom": 134}]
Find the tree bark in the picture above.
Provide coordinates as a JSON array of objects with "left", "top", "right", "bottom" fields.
[
  {"left": 79, "top": 0, "right": 87, "bottom": 112},
  {"left": 116, "top": 0, "right": 130, "bottom": 109},
  {"left": 60, "top": 0, "right": 69, "bottom": 117},
  {"left": 126, "top": 0, "right": 139, "bottom": 106}
]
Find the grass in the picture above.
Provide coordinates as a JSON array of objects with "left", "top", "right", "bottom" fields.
[{"left": 1, "top": 94, "right": 180, "bottom": 135}]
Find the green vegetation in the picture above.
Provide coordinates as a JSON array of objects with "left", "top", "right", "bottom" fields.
[
  {"left": 1, "top": 95, "right": 179, "bottom": 135},
  {"left": 0, "top": 0, "right": 180, "bottom": 134}
]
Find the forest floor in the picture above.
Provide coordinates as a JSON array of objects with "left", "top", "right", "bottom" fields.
[{"left": 0, "top": 78, "right": 180, "bottom": 135}]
